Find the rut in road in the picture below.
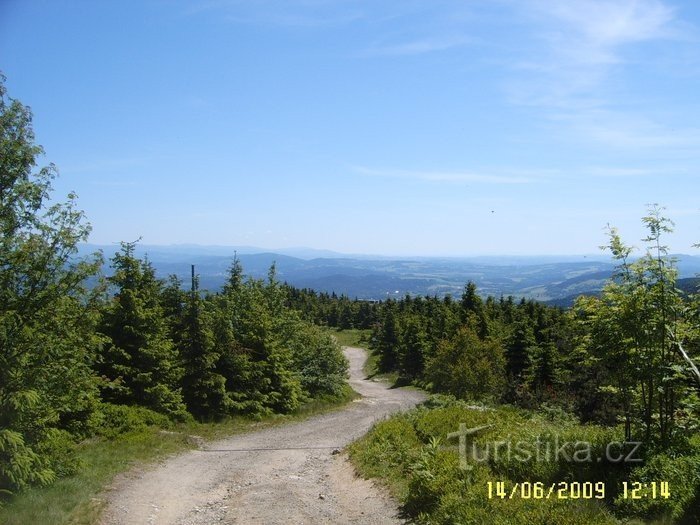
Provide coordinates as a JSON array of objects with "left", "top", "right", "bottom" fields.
[{"left": 100, "top": 346, "right": 426, "bottom": 525}]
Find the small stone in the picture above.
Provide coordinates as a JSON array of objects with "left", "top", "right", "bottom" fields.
[
  {"left": 318, "top": 494, "right": 326, "bottom": 500},
  {"left": 331, "top": 449, "right": 341, "bottom": 455}
]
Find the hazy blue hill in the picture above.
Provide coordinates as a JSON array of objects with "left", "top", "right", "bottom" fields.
[
  {"left": 78, "top": 244, "right": 700, "bottom": 303},
  {"left": 678, "top": 277, "right": 700, "bottom": 295}
]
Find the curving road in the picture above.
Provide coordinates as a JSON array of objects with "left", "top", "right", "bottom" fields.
[{"left": 100, "top": 347, "right": 425, "bottom": 525}]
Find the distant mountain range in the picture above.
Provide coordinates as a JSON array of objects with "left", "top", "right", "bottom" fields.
[{"left": 78, "top": 244, "right": 700, "bottom": 307}]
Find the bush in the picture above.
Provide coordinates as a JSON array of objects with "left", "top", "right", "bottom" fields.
[
  {"left": 0, "top": 427, "right": 81, "bottom": 499},
  {"left": 348, "top": 415, "right": 422, "bottom": 486},
  {"left": 615, "top": 452, "right": 700, "bottom": 522},
  {"left": 96, "top": 403, "right": 172, "bottom": 439},
  {"left": 424, "top": 327, "right": 506, "bottom": 402},
  {"left": 350, "top": 404, "right": 628, "bottom": 524},
  {"left": 284, "top": 322, "right": 349, "bottom": 399}
]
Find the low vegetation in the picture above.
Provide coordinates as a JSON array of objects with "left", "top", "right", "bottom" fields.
[{"left": 349, "top": 396, "right": 700, "bottom": 524}]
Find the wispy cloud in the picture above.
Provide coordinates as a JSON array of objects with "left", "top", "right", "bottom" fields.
[
  {"left": 505, "top": 0, "right": 696, "bottom": 150},
  {"left": 355, "top": 163, "right": 684, "bottom": 184},
  {"left": 363, "top": 35, "right": 473, "bottom": 56},
  {"left": 509, "top": 0, "right": 678, "bottom": 106},
  {"left": 552, "top": 108, "right": 700, "bottom": 149},
  {"left": 353, "top": 166, "right": 538, "bottom": 184},
  {"left": 537, "top": 0, "right": 676, "bottom": 55}
]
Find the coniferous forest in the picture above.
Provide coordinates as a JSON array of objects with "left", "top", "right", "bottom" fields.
[{"left": 2, "top": 74, "right": 700, "bottom": 524}]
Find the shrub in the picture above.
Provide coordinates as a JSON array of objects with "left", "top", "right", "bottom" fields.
[
  {"left": 96, "top": 403, "right": 172, "bottom": 439},
  {"left": 615, "top": 452, "right": 700, "bottom": 522}
]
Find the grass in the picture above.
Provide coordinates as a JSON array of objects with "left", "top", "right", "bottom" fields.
[
  {"left": 327, "top": 327, "right": 371, "bottom": 348},
  {"left": 0, "top": 385, "right": 357, "bottom": 525},
  {"left": 347, "top": 397, "right": 677, "bottom": 525},
  {"left": 361, "top": 346, "right": 404, "bottom": 387}
]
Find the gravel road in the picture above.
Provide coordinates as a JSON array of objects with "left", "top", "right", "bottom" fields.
[{"left": 100, "top": 346, "right": 426, "bottom": 525}]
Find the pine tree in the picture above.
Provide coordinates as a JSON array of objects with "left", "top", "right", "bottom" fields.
[
  {"left": 98, "top": 242, "right": 188, "bottom": 420},
  {"left": 179, "top": 269, "right": 228, "bottom": 419},
  {"left": 398, "top": 316, "right": 428, "bottom": 379},
  {"left": 506, "top": 320, "right": 535, "bottom": 380},
  {"left": 217, "top": 262, "right": 301, "bottom": 414},
  {"left": 424, "top": 326, "right": 506, "bottom": 401},
  {"left": 527, "top": 342, "right": 561, "bottom": 400},
  {"left": 376, "top": 305, "right": 399, "bottom": 372}
]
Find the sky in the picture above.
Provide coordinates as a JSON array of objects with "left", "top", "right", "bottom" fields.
[{"left": 1, "top": 0, "right": 699, "bottom": 256}]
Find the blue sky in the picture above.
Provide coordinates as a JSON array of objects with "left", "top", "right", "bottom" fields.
[{"left": 1, "top": 0, "right": 699, "bottom": 256}]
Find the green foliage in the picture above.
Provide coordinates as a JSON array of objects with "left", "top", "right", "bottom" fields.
[
  {"left": 397, "top": 316, "right": 429, "bottom": 380},
  {"left": 348, "top": 415, "right": 422, "bottom": 490},
  {"left": 97, "top": 242, "right": 188, "bottom": 420},
  {"left": 376, "top": 306, "right": 400, "bottom": 372},
  {"left": 405, "top": 436, "right": 462, "bottom": 517},
  {"left": 575, "top": 206, "right": 698, "bottom": 446},
  {"left": 285, "top": 322, "right": 349, "bottom": 398},
  {"left": 615, "top": 450, "right": 700, "bottom": 522},
  {"left": 350, "top": 401, "right": 620, "bottom": 525},
  {"left": 216, "top": 272, "right": 302, "bottom": 414},
  {"left": 0, "top": 75, "right": 101, "bottom": 496},
  {"left": 352, "top": 397, "right": 700, "bottom": 523},
  {"left": 96, "top": 403, "right": 172, "bottom": 439},
  {"left": 425, "top": 326, "right": 506, "bottom": 401},
  {"left": 179, "top": 276, "right": 229, "bottom": 420}
]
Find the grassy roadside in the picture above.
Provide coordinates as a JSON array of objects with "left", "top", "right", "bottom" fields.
[
  {"left": 347, "top": 400, "right": 622, "bottom": 525},
  {"left": 348, "top": 397, "right": 700, "bottom": 524},
  {"left": 325, "top": 327, "right": 403, "bottom": 384},
  {"left": 0, "top": 385, "right": 357, "bottom": 525},
  {"left": 327, "top": 327, "right": 371, "bottom": 348}
]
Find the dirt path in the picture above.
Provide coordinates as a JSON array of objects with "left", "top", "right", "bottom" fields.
[{"left": 100, "top": 347, "right": 426, "bottom": 525}]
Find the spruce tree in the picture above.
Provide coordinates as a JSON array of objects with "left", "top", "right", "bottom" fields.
[
  {"left": 179, "top": 270, "right": 228, "bottom": 419},
  {"left": 98, "top": 242, "right": 188, "bottom": 420}
]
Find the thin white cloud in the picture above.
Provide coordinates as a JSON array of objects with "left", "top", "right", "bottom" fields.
[
  {"left": 353, "top": 166, "right": 537, "bottom": 184},
  {"left": 501, "top": 0, "right": 700, "bottom": 152},
  {"left": 510, "top": 0, "right": 678, "bottom": 104},
  {"left": 364, "top": 35, "right": 473, "bottom": 56},
  {"left": 553, "top": 108, "right": 700, "bottom": 149},
  {"left": 355, "top": 163, "right": 686, "bottom": 184},
  {"left": 539, "top": 0, "right": 676, "bottom": 49}
]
